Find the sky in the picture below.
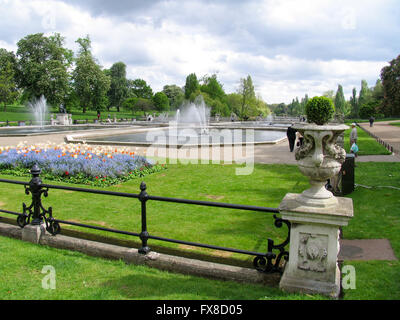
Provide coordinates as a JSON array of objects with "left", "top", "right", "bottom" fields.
[{"left": 0, "top": 0, "right": 399, "bottom": 104}]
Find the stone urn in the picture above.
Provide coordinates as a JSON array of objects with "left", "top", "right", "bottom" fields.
[{"left": 293, "top": 123, "right": 348, "bottom": 208}]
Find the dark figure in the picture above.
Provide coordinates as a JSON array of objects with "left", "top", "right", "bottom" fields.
[
  {"left": 59, "top": 104, "right": 66, "bottom": 114},
  {"left": 369, "top": 116, "right": 375, "bottom": 127},
  {"left": 97, "top": 110, "right": 101, "bottom": 120},
  {"left": 287, "top": 125, "right": 297, "bottom": 152}
]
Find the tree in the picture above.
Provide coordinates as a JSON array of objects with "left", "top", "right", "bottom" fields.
[
  {"left": 128, "top": 79, "right": 153, "bottom": 100},
  {"left": 288, "top": 97, "right": 301, "bottom": 116},
  {"left": 0, "top": 49, "right": 18, "bottom": 110},
  {"left": 152, "top": 92, "right": 170, "bottom": 112},
  {"left": 350, "top": 87, "right": 358, "bottom": 118},
  {"left": 334, "top": 84, "right": 346, "bottom": 115},
  {"left": 381, "top": 54, "right": 400, "bottom": 117},
  {"left": 135, "top": 98, "right": 153, "bottom": 115},
  {"left": 200, "top": 74, "right": 225, "bottom": 100},
  {"left": 108, "top": 62, "right": 128, "bottom": 112},
  {"left": 122, "top": 97, "right": 138, "bottom": 114},
  {"left": 273, "top": 103, "right": 288, "bottom": 116},
  {"left": 360, "top": 101, "right": 377, "bottom": 119},
  {"left": 72, "top": 36, "right": 111, "bottom": 113},
  {"left": 238, "top": 75, "right": 256, "bottom": 120},
  {"left": 226, "top": 93, "right": 242, "bottom": 116},
  {"left": 372, "top": 79, "right": 384, "bottom": 102},
  {"left": 254, "top": 95, "right": 271, "bottom": 117},
  {"left": 15, "top": 33, "right": 73, "bottom": 106},
  {"left": 358, "top": 80, "right": 372, "bottom": 111},
  {"left": 300, "top": 94, "right": 309, "bottom": 115},
  {"left": 162, "top": 84, "right": 184, "bottom": 110},
  {"left": 184, "top": 73, "right": 199, "bottom": 100},
  {"left": 199, "top": 74, "right": 230, "bottom": 116}
]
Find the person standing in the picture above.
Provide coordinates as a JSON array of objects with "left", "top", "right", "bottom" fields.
[
  {"left": 369, "top": 116, "right": 375, "bottom": 127},
  {"left": 287, "top": 123, "right": 297, "bottom": 152},
  {"left": 350, "top": 123, "right": 358, "bottom": 147},
  {"left": 350, "top": 123, "right": 359, "bottom": 157}
]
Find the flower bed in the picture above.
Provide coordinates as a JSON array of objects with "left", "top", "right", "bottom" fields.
[{"left": 0, "top": 142, "right": 165, "bottom": 187}]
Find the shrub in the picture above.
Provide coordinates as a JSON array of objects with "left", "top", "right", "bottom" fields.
[
  {"left": 360, "top": 101, "right": 377, "bottom": 119},
  {"left": 305, "top": 96, "right": 335, "bottom": 125}
]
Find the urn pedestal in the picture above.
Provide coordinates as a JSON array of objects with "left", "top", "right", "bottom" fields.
[
  {"left": 278, "top": 124, "right": 354, "bottom": 298},
  {"left": 279, "top": 194, "right": 353, "bottom": 298}
]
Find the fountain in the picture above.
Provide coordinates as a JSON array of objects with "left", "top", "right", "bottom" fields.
[
  {"left": 70, "top": 96, "right": 288, "bottom": 147},
  {"left": 175, "top": 109, "right": 180, "bottom": 124},
  {"left": 28, "top": 95, "right": 48, "bottom": 129},
  {"left": 176, "top": 96, "right": 210, "bottom": 134}
]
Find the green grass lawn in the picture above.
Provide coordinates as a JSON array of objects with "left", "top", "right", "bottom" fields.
[
  {"left": 341, "top": 162, "right": 400, "bottom": 299},
  {"left": 0, "top": 235, "right": 324, "bottom": 300},
  {"left": 0, "top": 162, "right": 399, "bottom": 299},
  {"left": 0, "top": 164, "right": 307, "bottom": 263},
  {"left": 389, "top": 122, "right": 400, "bottom": 127},
  {"left": 346, "top": 118, "right": 400, "bottom": 123},
  {"left": 0, "top": 105, "right": 143, "bottom": 123}
]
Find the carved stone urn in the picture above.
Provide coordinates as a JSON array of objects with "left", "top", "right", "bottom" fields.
[{"left": 293, "top": 123, "right": 348, "bottom": 208}]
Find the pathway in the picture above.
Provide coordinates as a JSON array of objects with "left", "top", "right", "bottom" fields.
[{"left": 358, "top": 120, "right": 400, "bottom": 154}]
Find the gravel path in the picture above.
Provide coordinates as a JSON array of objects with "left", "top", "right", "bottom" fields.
[{"left": 359, "top": 120, "right": 400, "bottom": 152}]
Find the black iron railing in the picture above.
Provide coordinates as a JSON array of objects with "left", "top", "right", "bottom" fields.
[{"left": 0, "top": 164, "right": 290, "bottom": 274}]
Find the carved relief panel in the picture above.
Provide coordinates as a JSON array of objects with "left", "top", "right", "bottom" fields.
[{"left": 298, "top": 233, "right": 328, "bottom": 273}]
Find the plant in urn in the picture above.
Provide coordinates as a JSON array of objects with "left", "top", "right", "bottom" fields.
[{"left": 294, "top": 97, "right": 348, "bottom": 208}]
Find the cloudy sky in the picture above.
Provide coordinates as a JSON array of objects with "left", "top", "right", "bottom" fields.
[{"left": 1, "top": 0, "right": 399, "bottom": 104}]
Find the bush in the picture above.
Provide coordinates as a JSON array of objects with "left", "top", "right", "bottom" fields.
[
  {"left": 305, "top": 96, "right": 335, "bottom": 125},
  {"left": 360, "top": 101, "right": 378, "bottom": 119}
]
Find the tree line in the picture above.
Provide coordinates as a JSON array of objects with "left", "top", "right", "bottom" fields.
[
  {"left": 271, "top": 55, "right": 400, "bottom": 119},
  {"left": 0, "top": 32, "right": 399, "bottom": 119},
  {"left": 0, "top": 32, "right": 271, "bottom": 120}
]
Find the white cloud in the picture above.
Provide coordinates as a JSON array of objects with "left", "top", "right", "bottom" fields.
[{"left": 0, "top": 0, "right": 399, "bottom": 104}]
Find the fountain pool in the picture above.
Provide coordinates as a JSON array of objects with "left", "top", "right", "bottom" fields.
[
  {"left": 74, "top": 127, "right": 286, "bottom": 147},
  {"left": 66, "top": 97, "right": 288, "bottom": 147}
]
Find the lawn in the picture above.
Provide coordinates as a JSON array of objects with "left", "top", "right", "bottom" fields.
[
  {"left": 0, "top": 164, "right": 307, "bottom": 264},
  {"left": 341, "top": 162, "right": 400, "bottom": 299},
  {"left": 0, "top": 235, "right": 320, "bottom": 300},
  {"left": 0, "top": 162, "right": 399, "bottom": 299},
  {"left": 389, "top": 122, "right": 400, "bottom": 127},
  {"left": 0, "top": 105, "right": 144, "bottom": 123}
]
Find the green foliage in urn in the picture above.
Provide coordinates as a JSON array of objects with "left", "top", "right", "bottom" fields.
[{"left": 305, "top": 96, "right": 335, "bottom": 125}]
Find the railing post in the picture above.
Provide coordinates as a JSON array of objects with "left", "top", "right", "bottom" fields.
[
  {"left": 29, "top": 164, "right": 44, "bottom": 226},
  {"left": 138, "top": 182, "right": 150, "bottom": 254},
  {"left": 18, "top": 164, "right": 60, "bottom": 237},
  {"left": 20, "top": 164, "right": 47, "bottom": 244}
]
